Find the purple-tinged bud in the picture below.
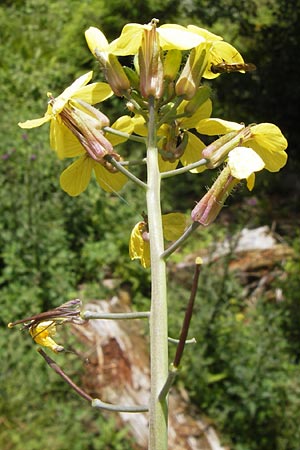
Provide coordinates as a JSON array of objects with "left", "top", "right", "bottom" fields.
[
  {"left": 138, "top": 20, "right": 164, "bottom": 99},
  {"left": 101, "top": 53, "right": 131, "bottom": 97},
  {"left": 191, "top": 166, "right": 239, "bottom": 226}
]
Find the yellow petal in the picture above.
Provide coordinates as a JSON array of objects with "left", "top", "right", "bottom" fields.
[
  {"left": 246, "top": 173, "right": 256, "bottom": 191},
  {"left": 228, "top": 146, "right": 265, "bottom": 179},
  {"left": 162, "top": 213, "right": 186, "bottom": 240},
  {"left": 18, "top": 114, "right": 51, "bottom": 129},
  {"left": 50, "top": 120, "right": 84, "bottom": 158},
  {"left": 132, "top": 115, "right": 147, "bottom": 136},
  {"left": 129, "top": 222, "right": 150, "bottom": 268},
  {"left": 179, "top": 99, "right": 212, "bottom": 129},
  {"left": 85, "top": 26, "right": 109, "bottom": 55},
  {"left": 158, "top": 154, "right": 178, "bottom": 172},
  {"left": 196, "top": 118, "right": 244, "bottom": 135},
  {"left": 93, "top": 163, "right": 128, "bottom": 192},
  {"left": 52, "top": 72, "right": 93, "bottom": 115},
  {"left": 109, "top": 23, "right": 145, "bottom": 55},
  {"left": 29, "top": 321, "right": 64, "bottom": 352},
  {"left": 245, "top": 123, "right": 288, "bottom": 172},
  {"left": 203, "top": 41, "right": 244, "bottom": 79},
  {"left": 60, "top": 155, "right": 93, "bottom": 196},
  {"left": 180, "top": 131, "right": 207, "bottom": 173},
  {"left": 158, "top": 24, "right": 205, "bottom": 50},
  {"left": 72, "top": 82, "right": 113, "bottom": 105},
  {"left": 187, "top": 25, "right": 223, "bottom": 42},
  {"left": 106, "top": 115, "right": 134, "bottom": 146},
  {"left": 59, "top": 71, "right": 93, "bottom": 100}
]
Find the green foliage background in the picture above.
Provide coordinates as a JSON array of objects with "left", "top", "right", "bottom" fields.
[{"left": 1, "top": 0, "right": 300, "bottom": 449}]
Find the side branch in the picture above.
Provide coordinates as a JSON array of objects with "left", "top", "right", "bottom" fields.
[
  {"left": 162, "top": 222, "right": 200, "bottom": 259},
  {"left": 105, "top": 155, "right": 147, "bottom": 189},
  {"left": 38, "top": 348, "right": 93, "bottom": 402},
  {"left": 38, "top": 348, "right": 149, "bottom": 413},
  {"left": 160, "top": 159, "right": 208, "bottom": 179},
  {"left": 82, "top": 311, "right": 150, "bottom": 320}
]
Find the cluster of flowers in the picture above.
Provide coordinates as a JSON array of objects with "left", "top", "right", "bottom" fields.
[{"left": 19, "top": 19, "right": 287, "bottom": 269}]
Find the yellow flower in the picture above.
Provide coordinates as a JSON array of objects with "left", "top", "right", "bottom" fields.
[
  {"left": 19, "top": 72, "right": 134, "bottom": 196},
  {"left": 29, "top": 321, "right": 64, "bottom": 353},
  {"left": 203, "top": 41, "right": 245, "bottom": 79},
  {"left": 129, "top": 221, "right": 151, "bottom": 268},
  {"left": 245, "top": 123, "right": 288, "bottom": 172},
  {"left": 192, "top": 147, "right": 265, "bottom": 225},
  {"left": 129, "top": 213, "right": 186, "bottom": 268},
  {"left": 59, "top": 115, "right": 133, "bottom": 196},
  {"left": 18, "top": 71, "right": 113, "bottom": 158},
  {"left": 108, "top": 21, "right": 206, "bottom": 56},
  {"left": 187, "top": 26, "right": 244, "bottom": 80}
]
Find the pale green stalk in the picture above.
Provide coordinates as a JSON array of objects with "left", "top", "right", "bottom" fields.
[
  {"left": 82, "top": 311, "right": 150, "bottom": 320},
  {"left": 147, "top": 96, "right": 168, "bottom": 450}
]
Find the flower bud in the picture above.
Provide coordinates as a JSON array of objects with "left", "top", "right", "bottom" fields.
[
  {"left": 163, "top": 49, "right": 182, "bottom": 81},
  {"left": 103, "top": 54, "right": 131, "bottom": 96},
  {"left": 138, "top": 21, "right": 164, "bottom": 99},
  {"left": 123, "top": 66, "right": 140, "bottom": 90},
  {"left": 175, "top": 45, "right": 208, "bottom": 99},
  {"left": 85, "top": 26, "right": 130, "bottom": 97},
  {"left": 191, "top": 166, "right": 238, "bottom": 226},
  {"left": 184, "top": 85, "right": 211, "bottom": 116}
]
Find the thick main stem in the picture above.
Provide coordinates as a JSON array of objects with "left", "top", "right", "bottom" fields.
[{"left": 147, "top": 96, "right": 168, "bottom": 450}]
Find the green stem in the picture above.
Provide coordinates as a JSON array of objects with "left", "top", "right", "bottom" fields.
[
  {"left": 161, "top": 158, "right": 208, "bottom": 179},
  {"left": 82, "top": 311, "right": 150, "bottom": 320},
  {"left": 92, "top": 399, "right": 148, "bottom": 413},
  {"left": 105, "top": 155, "right": 147, "bottom": 189},
  {"left": 162, "top": 222, "right": 200, "bottom": 260},
  {"left": 103, "top": 126, "right": 146, "bottom": 144},
  {"left": 119, "top": 158, "right": 147, "bottom": 167},
  {"left": 157, "top": 96, "right": 184, "bottom": 128},
  {"left": 147, "top": 96, "right": 168, "bottom": 450}
]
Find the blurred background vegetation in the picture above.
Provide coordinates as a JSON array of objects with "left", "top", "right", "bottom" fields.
[{"left": 1, "top": 0, "right": 300, "bottom": 449}]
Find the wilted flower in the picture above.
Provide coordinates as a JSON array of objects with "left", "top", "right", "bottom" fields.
[
  {"left": 129, "top": 213, "right": 186, "bottom": 268},
  {"left": 8, "top": 299, "right": 83, "bottom": 353},
  {"left": 18, "top": 72, "right": 131, "bottom": 196},
  {"left": 18, "top": 71, "right": 113, "bottom": 159}
]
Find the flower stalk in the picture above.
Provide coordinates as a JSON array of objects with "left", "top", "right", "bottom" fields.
[{"left": 147, "top": 95, "right": 168, "bottom": 450}]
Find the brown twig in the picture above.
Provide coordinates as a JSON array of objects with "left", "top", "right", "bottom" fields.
[
  {"left": 159, "top": 260, "right": 202, "bottom": 401},
  {"left": 37, "top": 348, "right": 93, "bottom": 402},
  {"left": 173, "top": 260, "right": 202, "bottom": 368}
]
